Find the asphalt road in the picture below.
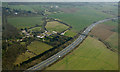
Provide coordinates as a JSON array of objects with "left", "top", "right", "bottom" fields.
[{"left": 25, "top": 17, "right": 117, "bottom": 71}]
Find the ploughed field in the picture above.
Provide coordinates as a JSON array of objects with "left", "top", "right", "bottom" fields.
[
  {"left": 47, "top": 36, "right": 118, "bottom": 70},
  {"left": 89, "top": 19, "right": 118, "bottom": 51}
]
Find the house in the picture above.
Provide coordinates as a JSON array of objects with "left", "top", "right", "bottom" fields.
[
  {"left": 15, "top": 12, "right": 18, "bottom": 15},
  {"left": 52, "top": 31, "right": 57, "bottom": 34}
]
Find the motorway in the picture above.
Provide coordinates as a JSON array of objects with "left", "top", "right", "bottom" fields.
[{"left": 25, "top": 17, "right": 117, "bottom": 71}]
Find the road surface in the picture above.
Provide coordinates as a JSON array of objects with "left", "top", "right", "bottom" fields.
[{"left": 25, "top": 17, "right": 117, "bottom": 71}]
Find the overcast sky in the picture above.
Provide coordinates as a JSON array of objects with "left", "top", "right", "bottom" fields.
[{"left": 2, "top": 0, "right": 120, "bottom": 2}]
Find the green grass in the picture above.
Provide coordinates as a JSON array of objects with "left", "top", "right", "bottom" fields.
[
  {"left": 102, "top": 19, "right": 118, "bottom": 51},
  {"left": 7, "top": 16, "right": 43, "bottom": 29},
  {"left": 91, "top": 3, "right": 118, "bottom": 16},
  {"left": 102, "top": 19, "right": 118, "bottom": 27},
  {"left": 64, "top": 30, "right": 77, "bottom": 37},
  {"left": 47, "top": 36, "right": 118, "bottom": 70},
  {"left": 14, "top": 41, "right": 53, "bottom": 65},
  {"left": 48, "top": 6, "right": 114, "bottom": 32},
  {"left": 14, "top": 51, "right": 36, "bottom": 65},
  {"left": 27, "top": 41, "right": 53, "bottom": 55},
  {"left": 105, "top": 32, "right": 118, "bottom": 51},
  {"left": 29, "top": 27, "right": 41, "bottom": 32},
  {"left": 45, "top": 21, "right": 69, "bottom": 33},
  {"left": 8, "top": 5, "right": 34, "bottom": 11}
]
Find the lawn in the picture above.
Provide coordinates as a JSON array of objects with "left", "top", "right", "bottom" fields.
[
  {"left": 47, "top": 36, "right": 118, "bottom": 70},
  {"left": 27, "top": 41, "right": 53, "bottom": 55},
  {"left": 7, "top": 16, "right": 43, "bottom": 29},
  {"left": 48, "top": 5, "right": 114, "bottom": 33},
  {"left": 45, "top": 21, "right": 69, "bottom": 33}
]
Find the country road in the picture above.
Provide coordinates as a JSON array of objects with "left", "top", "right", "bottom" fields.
[{"left": 25, "top": 17, "right": 117, "bottom": 71}]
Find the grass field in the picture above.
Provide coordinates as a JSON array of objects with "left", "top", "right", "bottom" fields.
[
  {"left": 14, "top": 41, "right": 53, "bottom": 65},
  {"left": 47, "top": 36, "right": 118, "bottom": 70},
  {"left": 14, "top": 51, "right": 36, "bottom": 65},
  {"left": 29, "top": 27, "right": 41, "bottom": 32},
  {"left": 7, "top": 16, "right": 43, "bottom": 29},
  {"left": 3, "top": 4, "right": 45, "bottom": 12},
  {"left": 27, "top": 41, "right": 53, "bottom": 55},
  {"left": 48, "top": 5, "right": 114, "bottom": 33},
  {"left": 105, "top": 32, "right": 118, "bottom": 51},
  {"left": 90, "top": 19, "right": 118, "bottom": 51},
  {"left": 102, "top": 20, "right": 118, "bottom": 51},
  {"left": 64, "top": 30, "right": 77, "bottom": 37},
  {"left": 91, "top": 3, "right": 118, "bottom": 16},
  {"left": 45, "top": 21, "right": 69, "bottom": 33},
  {"left": 102, "top": 20, "right": 118, "bottom": 32}
]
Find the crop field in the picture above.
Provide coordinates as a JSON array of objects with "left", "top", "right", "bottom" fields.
[
  {"left": 48, "top": 5, "right": 114, "bottom": 33},
  {"left": 27, "top": 41, "right": 53, "bottom": 55},
  {"left": 47, "top": 36, "right": 118, "bottom": 70},
  {"left": 7, "top": 16, "right": 43, "bottom": 29},
  {"left": 90, "top": 19, "right": 118, "bottom": 51},
  {"left": 90, "top": 24, "right": 115, "bottom": 40},
  {"left": 14, "top": 51, "right": 36, "bottom": 65},
  {"left": 45, "top": 21, "right": 69, "bottom": 33}
]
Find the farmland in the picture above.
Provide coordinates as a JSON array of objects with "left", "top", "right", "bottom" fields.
[
  {"left": 90, "top": 19, "right": 118, "bottom": 51},
  {"left": 45, "top": 21, "right": 69, "bottom": 33},
  {"left": 105, "top": 32, "right": 118, "bottom": 51},
  {"left": 89, "top": 24, "right": 115, "bottom": 40},
  {"left": 64, "top": 30, "right": 77, "bottom": 37},
  {"left": 7, "top": 16, "right": 43, "bottom": 29},
  {"left": 2, "top": 2, "right": 118, "bottom": 70},
  {"left": 14, "top": 41, "right": 53, "bottom": 65},
  {"left": 48, "top": 5, "right": 114, "bottom": 33},
  {"left": 47, "top": 36, "right": 118, "bottom": 70},
  {"left": 14, "top": 51, "right": 36, "bottom": 65},
  {"left": 27, "top": 41, "right": 53, "bottom": 55},
  {"left": 29, "top": 27, "right": 41, "bottom": 32}
]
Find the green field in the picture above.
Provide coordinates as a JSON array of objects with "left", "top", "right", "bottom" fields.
[
  {"left": 14, "top": 51, "right": 36, "bottom": 65},
  {"left": 14, "top": 41, "right": 53, "bottom": 65},
  {"left": 3, "top": 4, "right": 45, "bottom": 12},
  {"left": 27, "top": 41, "right": 53, "bottom": 55},
  {"left": 29, "top": 27, "right": 41, "bottom": 32},
  {"left": 64, "top": 30, "right": 77, "bottom": 37},
  {"left": 48, "top": 6, "right": 114, "bottom": 32},
  {"left": 47, "top": 36, "right": 118, "bottom": 70},
  {"left": 105, "top": 32, "right": 118, "bottom": 51},
  {"left": 7, "top": 16, "right": 43, "bottom": 29},
  {"left": 102, "top": 19, "right": 118, "bottom": 27},
  {"left": 102, "top": 19, "right": 118, "bottom": 51},
  {"left": 45, "top": 21, "right": 69, "bottom": 33}
]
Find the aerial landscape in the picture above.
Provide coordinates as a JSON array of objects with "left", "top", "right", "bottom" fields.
[{"left": 2, "top": 2, "right": 119, "bottom": 71}]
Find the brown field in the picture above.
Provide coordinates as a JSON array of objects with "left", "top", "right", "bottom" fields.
[
  {"left": 89, "top": 24, "right": 115, "bottom": 40},
  {"left": 59, "top": 8, "right": 78, "bottom": 13}
]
